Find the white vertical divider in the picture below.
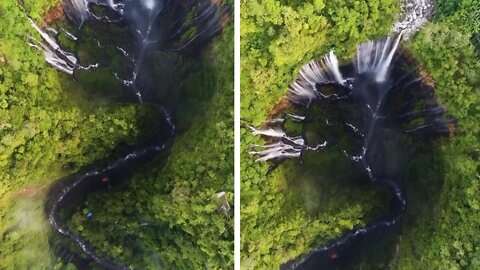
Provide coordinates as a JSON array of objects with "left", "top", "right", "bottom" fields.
[{"left": 234, "top": 0, "right": 241, "bottom": 269}]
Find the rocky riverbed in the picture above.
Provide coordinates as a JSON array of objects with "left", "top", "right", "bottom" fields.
[{"left": 392, "top": 0, "right": 435, "bottom": 38}]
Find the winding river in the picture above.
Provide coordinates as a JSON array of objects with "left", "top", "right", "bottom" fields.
[
  {"left": 28, "top": 0, "right": 228, "bottom": 268},
  {"left": 249, "top": 1, "right": 447, "bottom": 269},
  {"left": 251, "top": 31, "right": 453, "bottom": 270}
]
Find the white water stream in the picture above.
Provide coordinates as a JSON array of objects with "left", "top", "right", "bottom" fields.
[{"left": 392, "top": 0, "right": 435, "bottom": 39}]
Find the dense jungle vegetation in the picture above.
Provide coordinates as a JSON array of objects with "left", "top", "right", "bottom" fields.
[
  {"left": 67, "top": 24, "right": 235, "bottom": 270},
  {"left": 0, "top": 0, "right": 233, "bottom": 269},
  {"left": 241, "top": 0, "right": 479, "bottom": 269}
]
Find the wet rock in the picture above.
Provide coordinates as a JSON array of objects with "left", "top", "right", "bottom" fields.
[{"left": 392, "top": 0, "right": 435, "bottom": 39}]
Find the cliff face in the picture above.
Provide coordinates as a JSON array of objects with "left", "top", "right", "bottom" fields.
[{"left": 43, "top": 2, "right": 65, "bottom": 24}]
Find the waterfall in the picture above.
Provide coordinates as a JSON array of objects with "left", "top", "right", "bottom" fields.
[
  {"left": 31, "top": 0, "right": 227, "bottom": 101},
  {"left": 354, "top": 34, "right": 403, "bottom": 82},
  {"left": 250, "top": 35, "right": 454, "bottom": 269},
  {"left": 28, "top": 18, "right": 78, "bottom": 75},
  {"left": 25, "top": 0, "right": 229, "bottom": 269},
  {"left": 325, "top": 51, "right": 344, "bottom": 84},
  {"left": 63, "top": 0, "right": 90, "bottom": 28},
  {"left": 142, "top": 0, "right": 156, "bottom": 10}
]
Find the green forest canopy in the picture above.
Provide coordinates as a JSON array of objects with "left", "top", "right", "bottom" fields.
[
  {"left": 0, "top": 0, "right": 234, "bottom": 269},
  {"left": 241, "top": 0, "right": 479, "bottom": 269}
]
